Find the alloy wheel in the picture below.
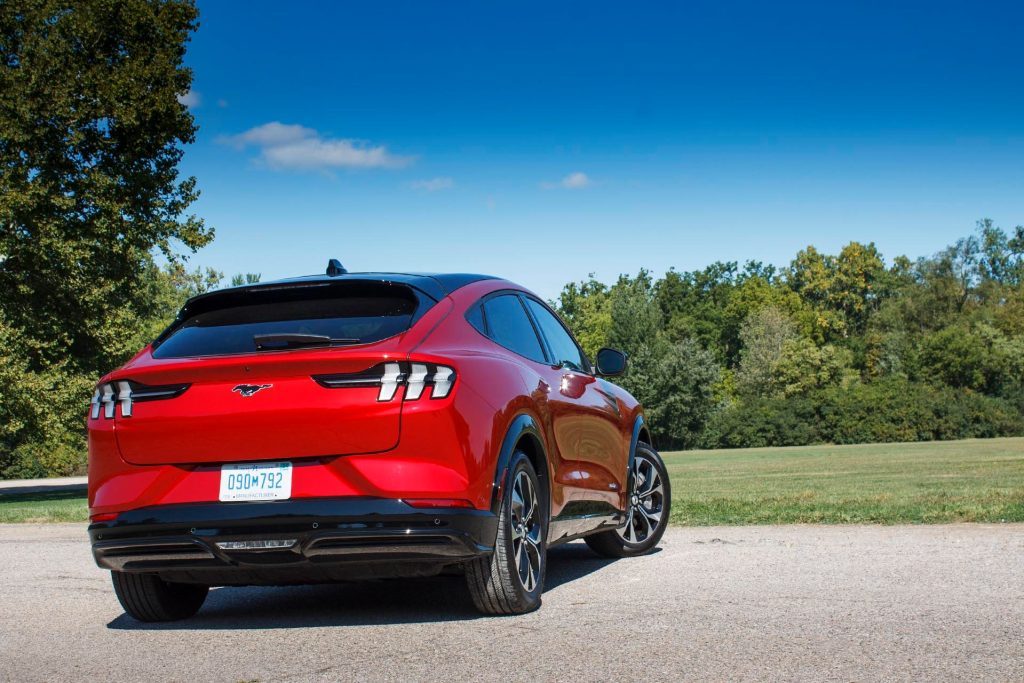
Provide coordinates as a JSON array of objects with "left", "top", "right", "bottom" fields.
[
  {"left": 509, "top": 469, "right": 542, "bottom": 591},
  {"left": 617, "top": 453, "right": 665, "bottom": 545}
]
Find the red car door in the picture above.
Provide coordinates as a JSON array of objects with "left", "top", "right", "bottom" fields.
[{"left": 521, "top": 297, "right": 628, "bottom": 509}]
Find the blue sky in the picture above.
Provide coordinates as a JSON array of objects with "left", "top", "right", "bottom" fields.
[{"left": 179, "top": 1, "right": 1024, "bottom": 299}]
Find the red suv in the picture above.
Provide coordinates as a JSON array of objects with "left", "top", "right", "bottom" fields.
[{"left": 87, "top": 264, "right": 670, "bottom": 620}]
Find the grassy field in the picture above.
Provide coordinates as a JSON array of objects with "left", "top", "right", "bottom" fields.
[
  {"left": 1, "top": 437, "right": 1022, "bottom": 525},
  {"left": 0, "top": 490, "right": 88, "bottom": 524},
  {"left": 665, "top": 437, "right": 1024, "bottom": 525}
]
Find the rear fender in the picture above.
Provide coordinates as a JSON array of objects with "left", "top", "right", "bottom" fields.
[{"left": 489, "top": 414, "right": 547, "bottom": 516}]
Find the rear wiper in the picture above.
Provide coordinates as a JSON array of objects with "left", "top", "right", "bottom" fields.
[{"left": 253, "top": 334, "right": 361, "bottom": 351}]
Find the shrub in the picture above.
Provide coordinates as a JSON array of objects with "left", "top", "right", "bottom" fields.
[
  {"left": 700, "top": 396, "right": 821, "bottom": 448},
  {"left": 701, "top": 378, "right": 1024, "bottom": 449}
]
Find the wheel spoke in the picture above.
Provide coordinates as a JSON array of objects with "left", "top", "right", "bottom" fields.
[
  {"left": 511, "top": 479, "right": 524, "bottom": 521},
  {"left": 639, "top": 470, "right": 661, "bottom": 497},
  {"left": 637, "top": 504, "right": 662, "bottom": 525},
  {"left": 523, "top": 538, "right": 540, "bottom": 591},
  {"left": 640, "top": 483, "right": 663, "bottom": 501},
  {"left": 518, "top": 541, "right": 530, "bottom": 585}
]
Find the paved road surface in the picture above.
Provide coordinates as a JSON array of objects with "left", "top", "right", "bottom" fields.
[
  {"left": 2, "top": 523, "right": 1021, "bottom": 682},
  {"left": 0, "top": 476, "right": 86, "bottom": 496}
]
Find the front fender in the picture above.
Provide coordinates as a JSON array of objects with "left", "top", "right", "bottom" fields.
[{"left": 625, "top": 414, "right": 650, "bottom": 496}]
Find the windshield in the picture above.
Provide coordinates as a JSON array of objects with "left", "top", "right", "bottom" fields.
[{"left": 152, "top": 282, "right": 421, "bottom": 359}]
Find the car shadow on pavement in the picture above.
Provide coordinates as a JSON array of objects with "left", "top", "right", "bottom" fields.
[{"left": 106, "top": 541, "right": 624, "bottom": 630}]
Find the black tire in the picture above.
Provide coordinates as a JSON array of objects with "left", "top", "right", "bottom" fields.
[
  {"left": 585, "top": 442, "right": 670, "bottom": 558},
  {"left": 465, "top": 451, "right": 547, "bottom": 615},
  {"left": 111, "top": 571, "right": 209, "bottom": 622}
]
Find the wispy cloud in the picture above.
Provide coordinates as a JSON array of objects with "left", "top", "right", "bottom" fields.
[
  {"left": 541, "top": 171, "right": 592, "bottom": 190},
  {"left": 410, "top": 177, "right": 454, "bottom": 192},
  {"left": 220, "top": 122, "right": 415, "bottom": 171},
  {"left": 177, "top": 89, "right": 201, "bottom": 109}
]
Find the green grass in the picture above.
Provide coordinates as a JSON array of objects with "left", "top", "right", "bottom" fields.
[
  {"left": 0, "top": 490, "right": 89, "bottom": 523},
  {"left": 2, "top": 437, "right": 1022, "bottom": 525},
  {"left": 664, "top": 437, "right": 1024, "bottom": 525}
]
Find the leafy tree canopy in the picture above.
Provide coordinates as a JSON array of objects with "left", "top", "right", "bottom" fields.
[{"left": 0, "top": 0, "right": 211, "bottom": 375}]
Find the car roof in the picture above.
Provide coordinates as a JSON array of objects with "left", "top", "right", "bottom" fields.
[{"left": 190, "top": 272, "right": 498, "bottom": 304}]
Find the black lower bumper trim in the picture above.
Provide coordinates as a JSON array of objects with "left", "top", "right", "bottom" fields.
[{"left": 89, "top": 498, "right": 497, "bottom": 582}]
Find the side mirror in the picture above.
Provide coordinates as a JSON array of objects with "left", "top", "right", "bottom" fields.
[{"left": 595, "top": 347, "right": 627, "bottom": 376}]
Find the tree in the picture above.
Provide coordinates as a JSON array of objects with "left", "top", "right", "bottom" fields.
[
  {"left": 655, "top": 262, "right": 738, "bottom": 361},
  {"left": 556, "top": 276, "right": 611, "bottom": 359},
  {"left": 607, "top": 271, "right": 661, "bottom": 354},
  {"left": 771, "top": 338, "right": 849, "bottom": 398},
  {"left": 622, "top": 337, "right": 720, "bottom": 450},
  {"left": 0, "top": 311, "right": 92, "bottom": 477},
  {"left": 0, "top": 0, "right": 212, "bottom": 378},
  {"left": 919, "top": 323, "right": 1019, "bottom": 396},
  {"left": 830, "top": 242, "right": 887, "bottom": 334},
  {"left": 231, "top": 272, "right": 262, "bottom": 287},
  {"left": 734, "top": 307, "right": 798, "bottom": 397}
]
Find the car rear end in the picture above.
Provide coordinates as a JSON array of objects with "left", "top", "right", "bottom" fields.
[{"left": 87, "top": 276, "right": 498, "bottom": 587}]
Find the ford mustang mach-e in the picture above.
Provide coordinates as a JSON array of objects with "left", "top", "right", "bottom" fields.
[{"left": 87, "top": 262, "right": 670, "bottom": 620}]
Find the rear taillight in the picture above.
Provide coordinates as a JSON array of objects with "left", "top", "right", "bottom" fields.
[
  {"left": 313, "top": 361, "right": 456, "bottom": 402},
  {"left": 90, "top": 380, "right": 190, "bottom": 419}
]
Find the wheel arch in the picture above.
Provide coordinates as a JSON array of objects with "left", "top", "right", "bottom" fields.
[
  {"left": 489, "top": 413, "right": 550, "bottom": 516},
  {"left": 626, "top": 415, "right": 652, "bottom": 496}
]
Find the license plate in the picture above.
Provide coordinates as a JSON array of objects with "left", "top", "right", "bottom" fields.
[{"left": 219, "top": 462, "right": 292, "bottom": 502}]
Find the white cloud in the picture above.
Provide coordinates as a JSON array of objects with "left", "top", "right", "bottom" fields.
[
  {"left": 226, "top": 122, "right": 311, "bottom": 147},
  {"left": 177, "top": 89, "right": 201, "bottom": 109},
  {"left": 220, "top": 122, "right": 415, "bottom": 171},
  {"left": 410, "top": 177, "right": 454, "bottom": 192},
  {"left": 541, "top": 171, "right": 592, "bottom": 190}
]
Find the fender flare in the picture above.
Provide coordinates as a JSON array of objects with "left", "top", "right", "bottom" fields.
[
  {"left": 489, "top": 413, "right": 547, "bottom": 515},
  {"left": 625, "top": 414, "right": 651, "bottom": 495}
]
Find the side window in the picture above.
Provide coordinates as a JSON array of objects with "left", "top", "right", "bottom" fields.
[
  {"left": 524, "top": 298, "right": 589, "bottom": 372},
  {"left": 481, "top": 294, "right": 546, "bottom": 363},
  {"left": 465, "top": 302, "right": 486, "bottom": 335}
]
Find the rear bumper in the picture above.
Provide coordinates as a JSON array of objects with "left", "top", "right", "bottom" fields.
[{"left": 89, "top": 498, "right": 497, "bottom": 584}]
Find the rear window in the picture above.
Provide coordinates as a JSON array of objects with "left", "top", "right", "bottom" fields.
[{"left": 152, "top": 282, "right": 424, "bottom": 359}]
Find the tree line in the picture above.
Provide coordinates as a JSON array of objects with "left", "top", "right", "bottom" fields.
[{"left": 556, "top": 221, "right": 1024, "bottom": 450}]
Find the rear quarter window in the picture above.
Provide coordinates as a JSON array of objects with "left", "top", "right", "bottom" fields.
[{"left": 152, "top": 282, "right": 425, "bottom": 358}]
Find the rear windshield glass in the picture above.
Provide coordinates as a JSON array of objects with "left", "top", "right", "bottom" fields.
[{"left": 152, "top": 282, "right": 422, "bottom": 358}]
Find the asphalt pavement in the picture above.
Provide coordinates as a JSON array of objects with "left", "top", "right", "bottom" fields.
[
  {"left": 1, "top": 523, "right": 1021, "bottom": 682},
  {"left": 0, "top": 476, "right": 87, "bottom": 496}
]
